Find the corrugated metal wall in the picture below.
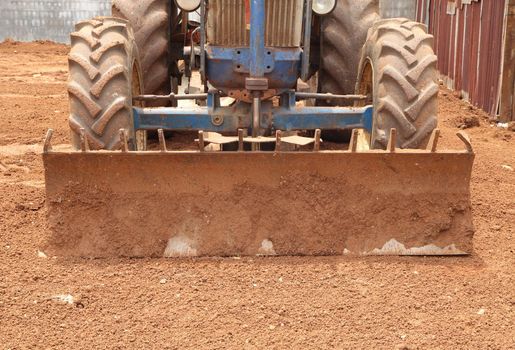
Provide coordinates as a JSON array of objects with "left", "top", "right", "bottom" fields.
[
  {"left": 416, "top": 0, "right": 507, "bottom": 117},
  {"left": 0, "top": 0, "right": 111, "bottom": 43},
  {"left": 500, "top": 0, "right": 514, "bottom": 122}
]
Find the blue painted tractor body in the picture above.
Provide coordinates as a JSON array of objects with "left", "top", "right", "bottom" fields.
[{"left": 134, "top": 0, "right": 373, "bottom": 138}]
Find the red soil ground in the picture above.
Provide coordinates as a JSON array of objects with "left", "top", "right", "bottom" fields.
[{"left": 0, "top": 41, "right": 513, "bottom": 349}]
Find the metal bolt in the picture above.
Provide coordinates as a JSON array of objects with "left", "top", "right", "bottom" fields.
[{"left": 211, "top": 115, "right": 224, "bottom": 126}]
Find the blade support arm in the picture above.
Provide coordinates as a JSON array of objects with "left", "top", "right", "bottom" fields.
[{"left": 133, "top": 105, "right": 373, "bottom": 132}]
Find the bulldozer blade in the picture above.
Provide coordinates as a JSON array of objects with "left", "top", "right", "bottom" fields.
[{"left": 43, "top": 150, "right": 474, "bottom": 258}]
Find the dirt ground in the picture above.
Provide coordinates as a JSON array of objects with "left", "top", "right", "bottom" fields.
[{"left": 0, "top": 41, "right": 514, "bottom": 349}]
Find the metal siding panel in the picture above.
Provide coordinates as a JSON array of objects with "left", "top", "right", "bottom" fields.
[
  {"left": 454, "top": 5, "right": 465, "bottom": 92},
  {"left": 449, "top": 5, "right": 456, "bottom": 89},
  {"left": 423, "top": 0, "right": 506, "bottom": 117},
  {"left": 436, "top": 0, "right": 452, "bottom": 78},
  {"left": 500, "top": 0, "right": 515, "bottom": 122},
  {"left": 477, "top": 1, "right": 505, "bottom": 114}
]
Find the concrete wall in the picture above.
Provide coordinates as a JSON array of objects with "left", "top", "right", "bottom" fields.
[
  {"left": 0, "top": 0, "right": 111, "bottom": 43},
  {"left": 380, "top": 0, "right": 417, "bottom": 20},
  {"left": 1, "top": 0, "right": 419, "bottom": 44}
]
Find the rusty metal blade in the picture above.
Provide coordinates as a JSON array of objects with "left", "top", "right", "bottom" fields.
[{"left": 43, "top": 150, "right": 474, "bottom": 257}]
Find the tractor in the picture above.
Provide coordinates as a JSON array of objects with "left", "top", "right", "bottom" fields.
[{"left": 42, "top": 0, "right": 475, "bottom": 257}]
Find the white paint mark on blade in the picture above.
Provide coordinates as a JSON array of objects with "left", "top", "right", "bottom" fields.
[
  {"left": 365, "top": 239, "right": 466, "bottom": 256},
  {"left": 258, "top": 239, "right": 276, "bottom": 256},
  {"left": 164, "top": 236, "right": 198, "bottom": 257}
]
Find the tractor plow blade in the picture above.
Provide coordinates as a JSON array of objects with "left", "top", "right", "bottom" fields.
[{"left": 43, "top": 143, "right": 475, "bottom": 258}]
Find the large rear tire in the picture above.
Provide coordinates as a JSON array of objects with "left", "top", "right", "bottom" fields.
[
  {"left": 68, "top": 17, "right": 142, "bottom": 150},
  {"left": 318, "top": 0, "right": 380, "bottom": 98},
  {"left": 112, "top": 0, "right": 177, "bottom": 101},
  {"left": 356, "top": 18, "right": 438, "bottom": 149}
]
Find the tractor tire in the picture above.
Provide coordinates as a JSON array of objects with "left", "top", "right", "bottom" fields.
[
  {"left": 68, "top": 17, "right": 143, "bottom": 150},
  {"left": 356, "top": 18, "right": 438, "bottom": 149},
  {"left": 319, "top": 0, "right": 380, "bottom": 99},
  {"left": 112, "top": 0, "right": 174, "bottom": 102}
]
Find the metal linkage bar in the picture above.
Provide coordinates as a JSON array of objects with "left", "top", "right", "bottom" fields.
[
  {"left": 272, "top": 105, "right": 374, "bottom": 132},
  {"left": 133, "top": 106, "right": 250, "bottom": 132},
  {"left": 199, "top": 0, "right": 206, "bottom": 84},
  {"left": 300, "top": 0, "right": 313, "bottom": 81},
  {"left": 133, "top": 93, "right": 208, "bottom": 103},
  {"left": 295, "top": 92, "right": 368, "bottom": 101},
  {"left": 133, "top": 105, "right": 374, "bottom": 133}
]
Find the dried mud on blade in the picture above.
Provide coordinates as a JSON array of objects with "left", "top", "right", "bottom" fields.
[{"left": 43, "top": 144, "right": 475, "bottom": 258}]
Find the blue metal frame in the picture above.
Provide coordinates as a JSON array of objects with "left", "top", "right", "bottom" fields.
[
  {"left": 300, "top": 0, "right": 313, "bottom": 81},
  {"left": 133, "top": 91, "right": 374, "bottom": 133},
  {"left": 249, "top": 0, "right": 265, "bottom": 78},
  {"left": 205, "top": 0, "right": 302, "bottom": 91},
  {"left": 206, "top": 46, "right": 301, "bottom": 90},
  {"left": 133, "top": 1, "right": 374, "bottom": 136}
]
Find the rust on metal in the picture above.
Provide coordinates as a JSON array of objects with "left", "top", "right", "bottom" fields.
[
  {"left": 427, "top": 128, "right": 440, "bottom": 153},
  {"left": 275, "top": 130, "right": 282, "bottom": 152},
  {"left": 80, "top": 128, "right": 90, "bottom": 152},
  {"left": 119, "top": 129, "right": 129, "bottom": 152},
  {"left": 43, "top": 129, "right": 54, "bottom": 154},
  {"left": 198, "top": 130, "right": 205, "bottom": 152},
  {"left": 313, "top": 129, "right": 321, "bottom": 152},
  {"left": 349, "top": 129, "right": 359, "bottom": 152},
  {"left": 43, "top": 144, "right": 475, "bottom": 258},
  {"left": 387, "top": 128, "right": 397, "bottom": 153},
  {"left": 457, "top": 131, "right": 473, "bottom": 153},
  {"left": 158, "top": 129, "right": 167, "bottom": 152},
  {"left": 238, "top": 129, "right": 244, "bottom": 151}
]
